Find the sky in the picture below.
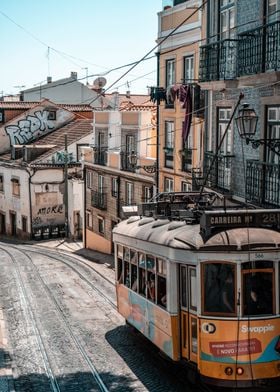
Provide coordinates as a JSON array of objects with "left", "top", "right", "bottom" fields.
[{"left": 0, "top": 0, "right": 163, "bottom": 97}]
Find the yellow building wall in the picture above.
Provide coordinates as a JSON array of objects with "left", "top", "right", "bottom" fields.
[{"left": 86, "top": 229, "right": 112, "bottom": 254}]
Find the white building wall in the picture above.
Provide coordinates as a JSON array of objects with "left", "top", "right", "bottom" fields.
[{"left": 0, "top": 167, "right": 30, "bottom": 234}]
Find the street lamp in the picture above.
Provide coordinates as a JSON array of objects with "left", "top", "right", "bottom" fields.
[
  {"left": 128, "top": 150, "right": 157, "bottom": 174},
  {"left": 236, "top": 103, "right": 280, "bottom": 156}
]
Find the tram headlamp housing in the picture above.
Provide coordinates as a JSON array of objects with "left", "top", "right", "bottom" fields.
[
  {"left": 225, "top": 367, "right": 233, "bottom": 376},
  {"left": 236, "top": 367, "right": 244, "bottom": 375}
]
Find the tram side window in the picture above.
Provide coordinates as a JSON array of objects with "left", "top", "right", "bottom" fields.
[
  {"left": 243, "top": 271, "right": 273, "bottom": 316},
  {"left": 117, "top": 244, "right": 123, "bottom": 282},
  {"left": 139, "top": 253, "right": 146, "bottom": 296},
  {"left": 130, "top": 250, "right": 138, "bottom": 292},
  {"left": 147, "top": 255, "right": 156, "bottom": 302},
  {"left": 157, "top": 258, "right": 167, "bottom": 308},
  {"left": 203, "top": 263, "right": 236, "bottom": 315}
]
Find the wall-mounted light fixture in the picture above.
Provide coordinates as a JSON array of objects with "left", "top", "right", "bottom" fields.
[
  {"left": 236, "top": 103, "right": 280, "bottom": 156},
  {"left": 128, "top": 150, "right": 157, "bottom": 174}
]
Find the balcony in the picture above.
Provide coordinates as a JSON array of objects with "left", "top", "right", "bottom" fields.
[
  {"left": 93, "top": 147, "right": 107, "bottom": 166},
  {"left": 181, "top": 148, "right": 192, "bottom": 172},
  {"left": 203, "top": 152, "right": 234, "bottom": 192},
  {"left": 238, "top": 21, "right": 280, "bottom": 76},
  {"left": 120, "top": 151, "right": 136, "bottom": 172},
  {"left": 246, "top": 160, "right": 280, "bottom": 207},
  {"left": 199, "top": 21, "right": 280, "bottom": 82},
  {"left": 91, "top": 191, "right": 107, "bottom": 210},
  {"left": 199, "top": 39, "right": 237, "bottom": 82}
]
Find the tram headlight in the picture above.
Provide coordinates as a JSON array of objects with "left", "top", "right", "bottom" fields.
[
  {"left": 225, "top": 367, "right": 233, "bottom": 376},
  {"left": 236, "top": 367, "right": 244, "bottom": 375}
]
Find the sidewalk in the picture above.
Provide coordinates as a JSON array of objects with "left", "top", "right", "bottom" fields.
[
  {"left": 0, "top": 236, "right": 115, "bottom": 270},
  {"left": 38, "top": 238, "right": 115, "bottom": 269}
]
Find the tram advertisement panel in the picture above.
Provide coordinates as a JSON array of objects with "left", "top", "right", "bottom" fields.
[{"left": 200, "top": 318, "right": 280, "bottom": 364}]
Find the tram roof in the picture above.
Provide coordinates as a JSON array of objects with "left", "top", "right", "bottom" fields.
[{"left": 113, "top": 216, "right": 280, "bottom": 251}]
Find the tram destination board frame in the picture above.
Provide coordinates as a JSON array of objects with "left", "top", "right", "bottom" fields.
[{"left": 200, "top": 209, "right": 280, "bottom": 240}]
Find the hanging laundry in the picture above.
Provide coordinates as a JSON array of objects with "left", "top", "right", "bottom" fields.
[
  {"left": 166, "top": 84, "right": 180, "bottom": 105},
  {"left": 180, "top": 85, "right": 192, "bottom": 143}
]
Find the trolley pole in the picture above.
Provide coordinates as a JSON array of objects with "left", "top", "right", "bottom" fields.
[{"left": 64, "top": 134, "right": 69, "bottom": 238}]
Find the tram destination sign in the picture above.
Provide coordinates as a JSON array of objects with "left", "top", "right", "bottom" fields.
[{"left": 200, "top": 209, "right": 280, "bottom": 239}]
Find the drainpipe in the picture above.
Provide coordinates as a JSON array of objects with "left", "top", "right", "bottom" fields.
[
  {"left": 23, "top": 166, "right": 36, "bottom": 240},
  {"left": 117, "top": 175, "right": 121, "bottom": 219}
]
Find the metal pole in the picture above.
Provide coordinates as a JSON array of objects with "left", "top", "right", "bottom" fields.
[{"left": 64, "top": 134, "right": 69, "bottom": 238}]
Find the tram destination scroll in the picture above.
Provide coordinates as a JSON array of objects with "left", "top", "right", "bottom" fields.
[{"left": 200, "top": 209, "right": 280, "bottom": 240}]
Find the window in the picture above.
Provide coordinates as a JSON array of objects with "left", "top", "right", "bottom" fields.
[
  {"left": 112, "top": 177, "right": 118, "bottom": 197},
  {"left": 218, "top": 108, "right": 232, "bottom": 154},
  {"left": 0, "top": 109, "right": 4, "bottom": 123},
  {"left": 266, "top": 106, "right": 280, "bottom": 165},
  {"left": 0, "top": 175, "right": 3, "bottom": 192},
  {"left": 242, "top": 261, "right": 274, "bottom": 316},
  {"left": 11, "top": 178, "right": 20, "bottom": 196},
  {"left": 86, "top": 210, "right": 93, "bottom": 229},
  {"left": 267, "top": 0, "right": 280, "bottom": 22},
  {"left": 142, "top": 186, "right": 152, "bottom": 202},
  {"left": 125, "top": 182, "right": 134, "bottom": 205},
  {"left": 165, "top": 121, "right": 174, "bottom": 149},
  {"left": 181, "top": 181, "right": 192, "bottom": 192},
  {"left": 22, "top": 216, "right": 27, "bottom": 232},
  {"left": 166, "top": 59, "right": 175, "bottom": 87},
  {"left": 183, "top": 55, "right": 194, "bottom": 82},
  {"left": 220, "top": 0, "right": 235, "bottom": 39},
  {"left": 203, "top": 263, "right": 236, "bottom": 315},
  {"left": 98, "top": 216, "right": 105, "bottom": 234},
  {"left": 164, "top": 121, "right": 174, "bottom": 168},
  {"left": 48, "top": 110, "right": 57, "bottom": 120},
  {"left": 164, "top": 177, "right": 174, "bottom": 192},
  {"left": 86, "top": 170, "right": 93, "bottom": 189}
]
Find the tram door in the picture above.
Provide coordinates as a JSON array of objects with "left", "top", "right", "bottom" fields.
[{"left": 180, "top": 265, "right": 197, "bottom": 363}]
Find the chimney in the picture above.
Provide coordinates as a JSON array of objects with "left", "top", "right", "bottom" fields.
[
  {"left": 70, "top": 72, "right": 77, "bottom": 80},
  {"left": 47, "top": 76, "right": 52, "bottom": 83},
  {"left": 126, "top": 90, "right": 131, "bottom": 99},
  {"left": 112, "top": 91, "right": 119, "bottom": 110}
]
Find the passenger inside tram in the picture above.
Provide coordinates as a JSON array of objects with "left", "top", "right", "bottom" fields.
[{"left": 243, "top": 273, "right": 273, "bottom": 316}]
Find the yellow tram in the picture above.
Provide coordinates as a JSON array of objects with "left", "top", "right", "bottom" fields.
[{"left": 113, "top": 192, "right": 280, "bottom": 389}]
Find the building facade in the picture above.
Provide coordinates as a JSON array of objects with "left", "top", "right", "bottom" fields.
[
  {"left": 156, "top": 0, "right": 204, "bottom": 193},
  {"left": 0, "top": 100, "right": 94, "bottom": 240},
  {"left": 84, "top": 99, "right": 156, "bottom": 254},
  {"left": 199, "top": 0, "right": 280, "bottom": 207}
]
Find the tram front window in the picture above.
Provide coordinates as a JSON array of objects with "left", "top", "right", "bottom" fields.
[
  {"left": 243, "top": 271, "right": 273, "bottom": 316},
  {"left": 203, "top": 263, "right": 236, "bottom": 315}
]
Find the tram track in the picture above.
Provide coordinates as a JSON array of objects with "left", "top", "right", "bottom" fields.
[
  {"left": 1, "top": 242, "right": 219, "bottom": 392},
  {"left": 0, "top": 245, "right": 110, "bottom": 392},
  {"left": 16, "top": 243, "right": 218, "bottom": 392},
  {"left": 14, "top": 244, "right": 117, "bottom": 310}
]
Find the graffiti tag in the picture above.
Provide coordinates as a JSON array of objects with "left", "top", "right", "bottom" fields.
[
  {"left": 5, "top": 110, "right": 54, "bottom": 145},
  {"left": 37, "top": 204, "right": 63, "bottom": 215}
]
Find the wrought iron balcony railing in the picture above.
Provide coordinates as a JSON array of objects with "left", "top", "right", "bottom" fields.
[
  {"left": 93, "top": 147, "right": 107, "bottom": 166},
  {"left": 199, "top": 39, "right": 238, "bottom": 82},
  {"left": 91, "top": 191, "right": 107, "bottom": 210},
  {"left": 203, "top": 152, "right": 234, "bottom": 192},
  {"left": 238, "top": 20, "right": 280, "bottom": 76},
  {"left": 120, "top": 151, "right": 136, "bottom": 172},
  {"left": 246, "top": 160, "right": 280, "bottom": 207}
]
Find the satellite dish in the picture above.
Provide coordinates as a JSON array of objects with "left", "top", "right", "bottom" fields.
[{"left": 93, "top": 77, "right": 107, "bottom": 89}]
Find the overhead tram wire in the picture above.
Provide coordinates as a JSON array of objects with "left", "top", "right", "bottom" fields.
[{"left": 87, "top": 0, "right": 209, "bottom": 106}]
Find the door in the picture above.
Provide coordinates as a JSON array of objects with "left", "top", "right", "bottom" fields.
[
  {"left": 10, "top": 212, "right": 16, "bottom": 236},
  {"left": 0, "top": 213, "right": 6, "bottom": 234},
  {"left": 180, "top": 265, "right": 198, "bottom": 363}
]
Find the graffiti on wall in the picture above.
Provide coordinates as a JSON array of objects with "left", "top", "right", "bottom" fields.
[
  {"left": 37, "top": 204, "right": 63, "bottom": 215},
  {"left": 5, "top": 110, "right": 54, "bottom": 145}
]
